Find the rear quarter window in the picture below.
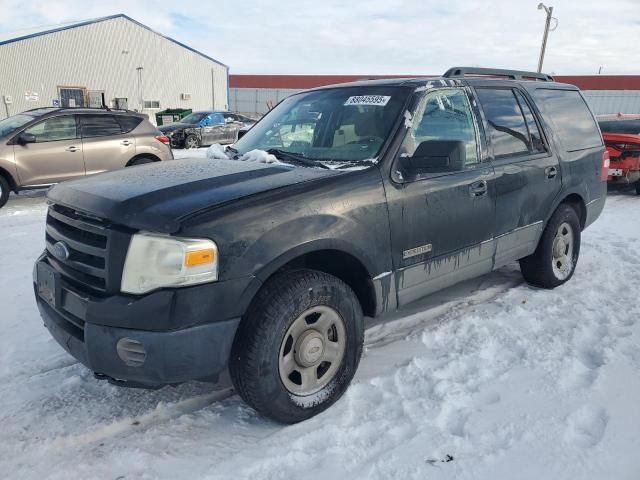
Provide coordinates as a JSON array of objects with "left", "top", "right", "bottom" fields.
[
  {"left": 531, "top": 89, "right": 602, "bottom": 152},
  {"left": 115, "top": 116, "right": 143, "bottom": 133}
]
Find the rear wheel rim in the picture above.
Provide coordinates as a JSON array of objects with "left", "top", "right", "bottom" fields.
[
  {"left": 278, "top": 305, "right": 346, "bottom": 396},
  {"left": 551, "top": 222, "right": 574, "bottom": 280}
]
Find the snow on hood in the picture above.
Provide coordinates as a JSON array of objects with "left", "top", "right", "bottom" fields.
[
  {"left": 207, "top": 144, "right": 282, "bottom": 164},
  {"left": 206, "top": 143, "right": 374, "bottom": 171}
]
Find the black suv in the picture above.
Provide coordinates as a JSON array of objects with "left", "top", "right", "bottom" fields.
[{"left": 34, "top": 68, "right": 607, "bottom": 423}]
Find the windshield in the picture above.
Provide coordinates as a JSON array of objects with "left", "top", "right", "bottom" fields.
[
  {"left": 180, "top": 112, "right": 209, "bottom": 124},
  {"left": 233, "top": 86, "right": 408, "bottom": 163},
  {"left": 598, "top": 119, "right": 640, "bottom": 135},
  {"left": 0, "top": 113, "right": 38, "bottom": 137}
]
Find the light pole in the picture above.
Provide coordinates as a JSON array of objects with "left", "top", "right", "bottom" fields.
[
  {"left": 136, "top": 66, "right": 144, "bottom": 111},
  {"left": 537, "top": 3, "right": 557, "bottom": 73}
]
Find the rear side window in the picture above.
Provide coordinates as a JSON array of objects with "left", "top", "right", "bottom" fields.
[
  {"left": 598, "top": 119, "right": 640, "bottom": 135},
  {"left": 475, "top": 88, "right": 531, "bottom": 159},
  {"left": 115, "top": 116, "right": 143, "bottom": 133},
  {"left": 514, "top": 90, "right": 546, "bottom": 154},
  {"left": 80, "top": 115, "right": 123, "bottom": 137},
  {"left": 531, "top": 89, "right": 602, "bottom": 151}
]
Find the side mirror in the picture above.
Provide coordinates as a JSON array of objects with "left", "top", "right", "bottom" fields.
[
  {"left": 400, "top": 140, "right": 465, "bottom": 176},
  {"left": 17, "top": 132, "right": 36, "bottom": 145}
]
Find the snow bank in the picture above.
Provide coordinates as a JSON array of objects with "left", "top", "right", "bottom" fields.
[{"left": 1, "top": 192, "right": 640, "bottom": 480}]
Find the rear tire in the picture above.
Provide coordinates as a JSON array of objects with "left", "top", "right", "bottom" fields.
[
  {"left": 229, "top": 269, "right": 364, "bottom": 424},
  {"left": 128, "top": 156, "right": 155, "bottom": 166},
  {"left": 519, "top": 203, "right": 581, "bottom": 289},
  {"left": 0, "top": 175, "right": 9, "bottom": 209},
  {"left": 184, "top": 134, "right": 200, "bottom": 149}
]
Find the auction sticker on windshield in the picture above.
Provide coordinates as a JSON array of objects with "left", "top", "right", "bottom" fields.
[{"left": 344, "top": 95, "right": 391, "bottom": 106}]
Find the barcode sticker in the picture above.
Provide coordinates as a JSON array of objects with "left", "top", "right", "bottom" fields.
[{"left": 344, "top": 95, "right": 391, "bottom": 106}]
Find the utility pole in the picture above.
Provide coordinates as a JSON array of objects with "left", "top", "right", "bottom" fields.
[{"left": 537, "top": 3, "right": 556, "bottom": 73}]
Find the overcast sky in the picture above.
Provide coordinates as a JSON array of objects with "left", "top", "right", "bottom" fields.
[{"left": 0, "top": 0, "right": 638, "bottom": 75}]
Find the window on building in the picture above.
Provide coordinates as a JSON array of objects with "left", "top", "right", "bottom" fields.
[
  {"left": 25, "top": 116, "right": 77, "bottom": 142},
  {"left": 80, "top": 115, "right": 123, "bottom": 137},
  {"left": 143, "top": 100, "right": 160, "bottom": 109},
  {"left": 475, "top": 88, "right": 532, "bottom": 159}
]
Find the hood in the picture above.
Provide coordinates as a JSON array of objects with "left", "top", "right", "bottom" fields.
[
  {"left": 47, "top": 158, "right": 343, "bottom": 233},
  {"left": 158, "top": 123, "right": 197, "bottom": 133}
]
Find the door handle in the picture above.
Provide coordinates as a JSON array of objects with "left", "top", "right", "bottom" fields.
[
  {"left": 65, "top": 146, "right": 79, "bottom": 152},
  {"left": 545, "top": 166, "right": 558, "bottom": 179},
  {"left": 469, "top": 180, "right": 488, "bottom": 197},
  {"left": 121, "top": 140, "right": 132, "bottom": 146}
]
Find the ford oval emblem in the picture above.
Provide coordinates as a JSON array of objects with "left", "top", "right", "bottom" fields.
[{"left": 51, "top": 241, "right": 70, "bottom": 261}]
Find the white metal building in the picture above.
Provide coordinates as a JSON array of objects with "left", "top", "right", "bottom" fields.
[{"left": 0, "top": 14, "right": 229, "bottom": 123}]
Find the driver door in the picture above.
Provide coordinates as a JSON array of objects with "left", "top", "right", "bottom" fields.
[
  {"left": 201, "top": 113, "right": 225, "bottom": 145},
  {"left": 384, "top": 88, "right": 497, "bottom": 306}
]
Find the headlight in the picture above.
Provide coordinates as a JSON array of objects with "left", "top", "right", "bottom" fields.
[{"left": 121, "top": 232, "right": 218, "bottom": 294}]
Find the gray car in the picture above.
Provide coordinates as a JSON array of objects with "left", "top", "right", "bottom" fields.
[
  {"left": 158, "top": 111, "right": 256, "bottom": 148},
  {"left": 0, "top": 107, "right": 173, "bottom": 208}
]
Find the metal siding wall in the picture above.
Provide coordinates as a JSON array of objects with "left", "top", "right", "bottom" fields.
[
  {"left": 229, "top": 87, "right": 301, "bottom": 116},
  {"left": 0, "top": 17, "right": 228, "bottom": 122},
  {"left": 230, "top": 87, "right": 640, "bottom": 118},
  {"left": 582, "top": 90, "right": 640, "bottom": 115}
]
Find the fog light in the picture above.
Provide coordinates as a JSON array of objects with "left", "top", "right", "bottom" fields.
[{"left": 116, "top": 338, "right": 146, "bottom": 367}]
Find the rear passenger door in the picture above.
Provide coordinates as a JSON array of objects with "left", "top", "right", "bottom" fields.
[
  {"left": 473, "top": 86, "right": 561, "bottom": 267},
  {"left": 80, "top": 115, "right": 135, "bottom": 175}
]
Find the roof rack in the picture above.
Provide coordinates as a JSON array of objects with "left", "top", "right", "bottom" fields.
[{"left": 443, "top": 67, "right": 554, "bottom": 82}]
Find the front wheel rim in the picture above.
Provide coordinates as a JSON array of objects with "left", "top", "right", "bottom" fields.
[
  {"left": 551, "top": 222, "right": 574, "bottom": 280},
  {"left": 278, "top": 305, "right": 346, "bottom": 396},
  {"left": 186, "top": 137, "right": 198, "bottom": 148}
]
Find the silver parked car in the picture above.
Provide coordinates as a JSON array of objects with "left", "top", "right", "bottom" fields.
[{"left": 0, "top": 107, "right": 173, "bottom": 208}]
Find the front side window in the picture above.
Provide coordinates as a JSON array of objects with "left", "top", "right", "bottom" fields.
[
  {"left": 234, "top": 86, "right": 409, "bottom": 163},
  {"left": 24, "top": 115, "right": 77, "bottom": 142},
  {"left": 80, "top": 115, "right": 122, "bottom": 138},
  {"left": 475, "top": 88, "right": 531, "bottom": 159},
  {"left": 208, "top": 113, "right": 224, "bottom": 125},
  {"left": 406, "top": 88, "right": 479, "bottom": 167},
  {"left": 180, "top": 112, "right": 208, "bottom": 124}
]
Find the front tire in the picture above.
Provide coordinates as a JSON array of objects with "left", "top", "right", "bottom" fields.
[
  {"left": 635, "top": 181, "right": 640, "bottom": 195},
  {"left": 519, "top": 203, "right": 581, "bottom": 289},
  {"left": 184, "top": 134, "right": 200, "bottom": 149},
  {"left": 229, "top": 269, "right": 364, "bottom": 424},
  {"left": 0, "top": 175, "right": 9, "bottom": 209}
]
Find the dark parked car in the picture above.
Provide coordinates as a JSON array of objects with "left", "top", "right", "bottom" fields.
[
  {"left": 34, "top": 68, "right": 606, "bottom": 424},
  {"left": 158, "top": 111, "right": 255, "bottom": 148}
]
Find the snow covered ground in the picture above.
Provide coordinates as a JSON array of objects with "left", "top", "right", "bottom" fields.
[{"left": 1, "top": 169, "right": 639, "bottom": 479}]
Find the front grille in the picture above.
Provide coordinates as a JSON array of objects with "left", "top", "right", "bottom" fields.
[{"left": 44, "top": 204, "right": 131, "bottom": 296}]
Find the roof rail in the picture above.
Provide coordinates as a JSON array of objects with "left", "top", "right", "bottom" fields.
[{"left": 443, "top": 67, "right": 554, "bottom": 82}]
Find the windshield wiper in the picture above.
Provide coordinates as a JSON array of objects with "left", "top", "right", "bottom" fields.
[
  {"left": 266, "top": 149, "right": 330, "bottom": 169},
  {"left": 226, "top": 145, "right": 239, "bottom": 155}
]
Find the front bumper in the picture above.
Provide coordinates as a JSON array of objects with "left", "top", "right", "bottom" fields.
[{"left": 34, "top": 255, "right": 249, "bottom": 387}]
